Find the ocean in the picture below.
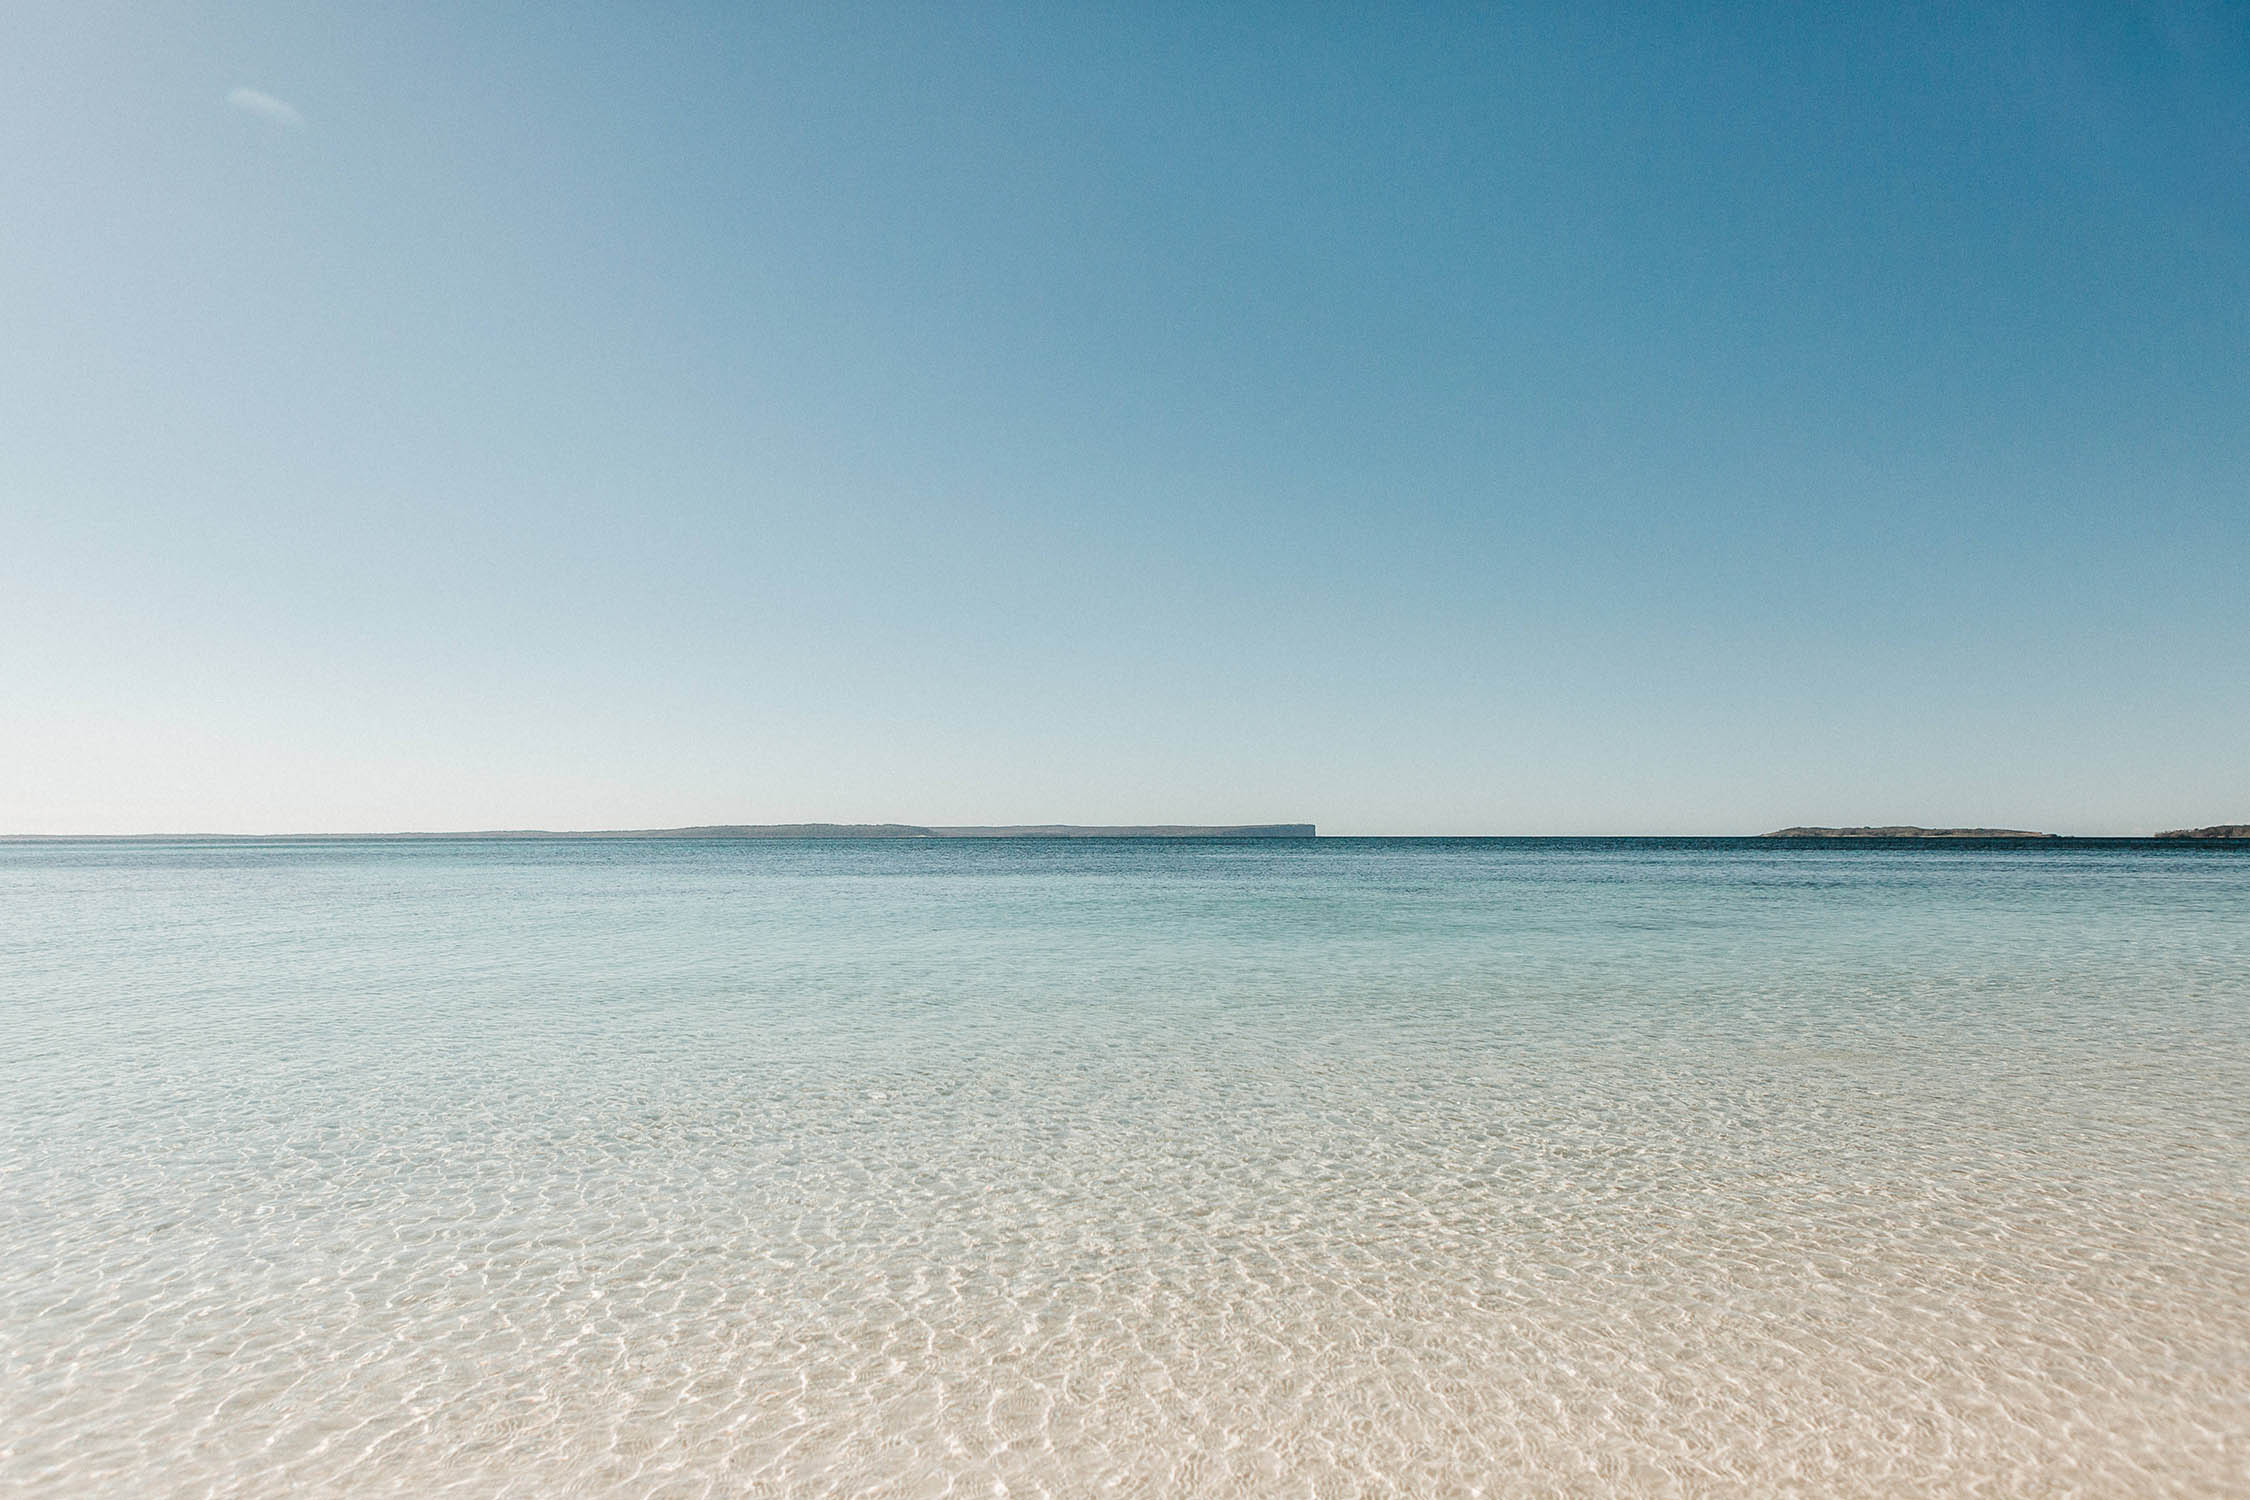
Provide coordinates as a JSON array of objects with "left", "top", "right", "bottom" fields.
[{"left": 4, "top": 836, "right": 2246, "bottom": 1496}]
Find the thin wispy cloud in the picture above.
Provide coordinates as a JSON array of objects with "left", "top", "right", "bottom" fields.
[{"left": 226, "top": 87, "right": 303, "bottom": 128}]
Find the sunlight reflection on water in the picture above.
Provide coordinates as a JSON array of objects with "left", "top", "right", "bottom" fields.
[{"left": 4, "top": 838, "right": 2246, "bottom": 1496}]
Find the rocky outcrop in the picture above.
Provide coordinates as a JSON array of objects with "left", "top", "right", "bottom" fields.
[{"left": 2152, "top": 825, "right": 2250, "bottom": 840}]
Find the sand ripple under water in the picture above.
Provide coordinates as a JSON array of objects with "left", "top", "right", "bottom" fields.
[{"left": 3, "top": 839, "right": 2246, "bottom": 1496}]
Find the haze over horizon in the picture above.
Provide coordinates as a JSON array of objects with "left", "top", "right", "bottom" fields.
[{"left": 6, "top": 3, "right": 2246, "bottom": 837}]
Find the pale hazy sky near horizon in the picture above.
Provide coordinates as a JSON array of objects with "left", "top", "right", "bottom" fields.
[{"left": 5, "top": 2, "right": 2247, "bottom": 835}]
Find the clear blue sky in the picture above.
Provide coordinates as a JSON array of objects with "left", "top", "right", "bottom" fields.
[{"left": 5, "top": 2, "right": 2246, "bottom": 834}]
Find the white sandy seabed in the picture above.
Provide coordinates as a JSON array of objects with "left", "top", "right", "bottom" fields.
[{"left": 4, "top": 837, "right": 2246, "bottom": 1496}]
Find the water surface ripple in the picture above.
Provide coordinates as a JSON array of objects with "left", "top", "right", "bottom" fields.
[{"left": 3, "top": 838, "right": 2246, "bottom": 1496}]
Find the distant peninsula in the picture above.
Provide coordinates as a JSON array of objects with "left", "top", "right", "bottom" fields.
[
  {"left": 1762, "top": 826, "right": 2060, "bottom": 839},
  {"left": 1, "top": 823, "right": 1318, "bottom": 842},
  {"left": 2153, "top": 825, "right": 2250, "bottom": 840},
  {"left": 620, "top": 824, "right": 1320, "bottom": 839}
]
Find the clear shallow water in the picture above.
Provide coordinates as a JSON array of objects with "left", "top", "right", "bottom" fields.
[{"left": 3, "top": 837, "right": 2247, "bottom": 1498}]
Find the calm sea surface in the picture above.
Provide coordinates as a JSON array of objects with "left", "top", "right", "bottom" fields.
[{"left": 4, "top": 837, "right": 2247, "bottom": 1497}]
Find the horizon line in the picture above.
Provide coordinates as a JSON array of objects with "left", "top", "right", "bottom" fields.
[{"left": 4, "top": 822, "right": 2245, "bottom": 843}]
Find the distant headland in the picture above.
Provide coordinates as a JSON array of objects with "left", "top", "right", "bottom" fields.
[
  {"left": 1764, "top": 824, "right": 2250, "bottom": 840},
  {"left": 622, "top": 824, "right": 1322, "bottom": 839},
  {"left": 0, "top": 823, "right": 1320, "bottom": 842},
  {"left": 1762, "top": 826, "right": 2060, "bottom": 839}
]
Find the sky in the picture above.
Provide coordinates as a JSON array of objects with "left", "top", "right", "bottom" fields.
[{"left": 4, "top": 2, "right": 2246, "bottom": 835}]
